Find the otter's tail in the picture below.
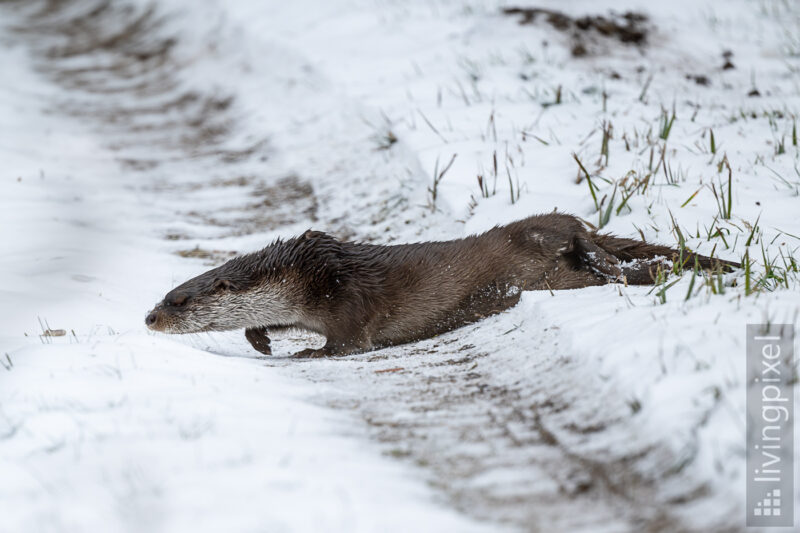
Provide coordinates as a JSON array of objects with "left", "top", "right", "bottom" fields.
[{"left": 591, "top": 232, "right": 740, "bottom": 285}]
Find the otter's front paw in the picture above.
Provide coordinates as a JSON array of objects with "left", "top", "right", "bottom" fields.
[{"left": 245, "top": 327, "right": 272, "bottom": 356}]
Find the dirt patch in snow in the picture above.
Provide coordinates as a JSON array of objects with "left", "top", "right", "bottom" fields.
[
  {"left": 502, "top": 7, "right": 649, "bottom": 57},
  {"left": 11, "top": 0, "right": 307, "bottom": 241},
  {"left": 183, "top": 175, "right": 319, "bottom": 237},
  {"left": 13, "top": 0, "right": 268, "bottom": 164},
  {"left": 174, "top": 246, "right": 238, "bottom": 265}
]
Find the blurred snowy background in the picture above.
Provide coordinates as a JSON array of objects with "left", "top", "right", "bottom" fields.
[{"left": 1, "top": 0, "right": 799, "bottom": 531}]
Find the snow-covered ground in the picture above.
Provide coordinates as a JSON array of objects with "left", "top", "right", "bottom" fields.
[{"left": 1, "top": 0, "right": 799, "bottom": 531}]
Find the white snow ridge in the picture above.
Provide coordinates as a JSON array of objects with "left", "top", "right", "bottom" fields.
[{"left": 1, "top": 0, "right": 798, "bottom": 532}]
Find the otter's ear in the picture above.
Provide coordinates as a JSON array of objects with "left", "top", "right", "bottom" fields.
[
  {"left": 213, "top": 279, "right": 237, "bottom": 291},
  {"left": 302, "top": 229, "right": 326, "bottom": 241}
]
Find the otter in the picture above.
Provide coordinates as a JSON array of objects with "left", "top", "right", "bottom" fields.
[{"left": 145, "top": 213, "right": 739, "bottom": 357}]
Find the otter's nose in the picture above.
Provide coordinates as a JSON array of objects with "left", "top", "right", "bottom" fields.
[{"left": 145, "top": 311, "right": 158, "bottom": 327}]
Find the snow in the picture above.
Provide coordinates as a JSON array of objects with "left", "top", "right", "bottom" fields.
[
  {"left": 1, "top": 0, "right": 799, "bottom": 531},
  {"left": 2, "top": 339, "right": 492, "bottom": 533}
]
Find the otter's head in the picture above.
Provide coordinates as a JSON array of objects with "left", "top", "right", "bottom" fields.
[
  {"left": 146, "top": 231, "right": 346, "bottom": 334},
  {"left": 145, "top": 254, "right": 302, "bottom": 334}
]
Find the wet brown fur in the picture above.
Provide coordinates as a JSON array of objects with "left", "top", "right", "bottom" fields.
[{"left": 146, "top": 213, "right": 739, "bottom": 357}]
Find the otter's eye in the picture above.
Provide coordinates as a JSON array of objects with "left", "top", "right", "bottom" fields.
[
  {"left": 166, "top": 293, "right": 188, "bottom": 307},
  {"left": 213, "top": 279, "right": 235, "bottom": 291}
]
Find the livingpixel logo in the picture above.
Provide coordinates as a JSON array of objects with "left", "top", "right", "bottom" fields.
[
  {"left": 746, "top": 324, "right": 795, "bottom": 527},
  {"left": 752, "top": 489, "right": 782, "bottom": 518}
]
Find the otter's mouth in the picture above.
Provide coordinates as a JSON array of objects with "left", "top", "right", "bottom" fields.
[
  {"left": 145, "top": 306, "right": 208, "bottom": 334},
  {"left": 145, "top": 307, "right": 177, "bottom": 333},
  {"left": 146, "top": 302, "right": 239, "bottom": 334}
]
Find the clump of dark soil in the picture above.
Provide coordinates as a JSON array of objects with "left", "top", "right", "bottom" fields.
[
  {"left": 686, "top": 74, "right": 710, "bottom": 86},
  {"left": 721, "top": 50, "right": 735, "bottom": 70},
  {"left": 502, "top": 7, "right": 649, "bottom": 57}
]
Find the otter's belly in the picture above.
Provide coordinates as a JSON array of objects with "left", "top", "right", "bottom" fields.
[{"left": 371, "top": 281, "right": 523, "bottom": 348}]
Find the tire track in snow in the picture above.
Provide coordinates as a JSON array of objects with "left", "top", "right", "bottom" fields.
[
  {"left": 4, "top": 0, "right": 314, "bottom": 248},
  {"left": 1, "top": 1, "right": 743, "bottom": 531},
  {"left": 261, "top": 311, "right": 737, "bottom": 532}
]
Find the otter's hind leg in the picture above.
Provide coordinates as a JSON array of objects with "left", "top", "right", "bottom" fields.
[
  {"left": 291, "top": 347, "right": 328, "bottom": 359},
  {"left": 291, "top": 341, "right": 366, "bottom": 359},
  {"left": 620, "top": 258, "right": 671, "bottom": 285},
  {"left": 538, "top": 238, "right": 622, "bottom": 290},
  {"left": 573, "top": 237, "right": 622, "bottom": 279}
]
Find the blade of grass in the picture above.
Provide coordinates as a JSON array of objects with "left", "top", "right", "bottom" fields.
[{"left": 573, "top": 153, "right": 599, "bottom": 210}]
